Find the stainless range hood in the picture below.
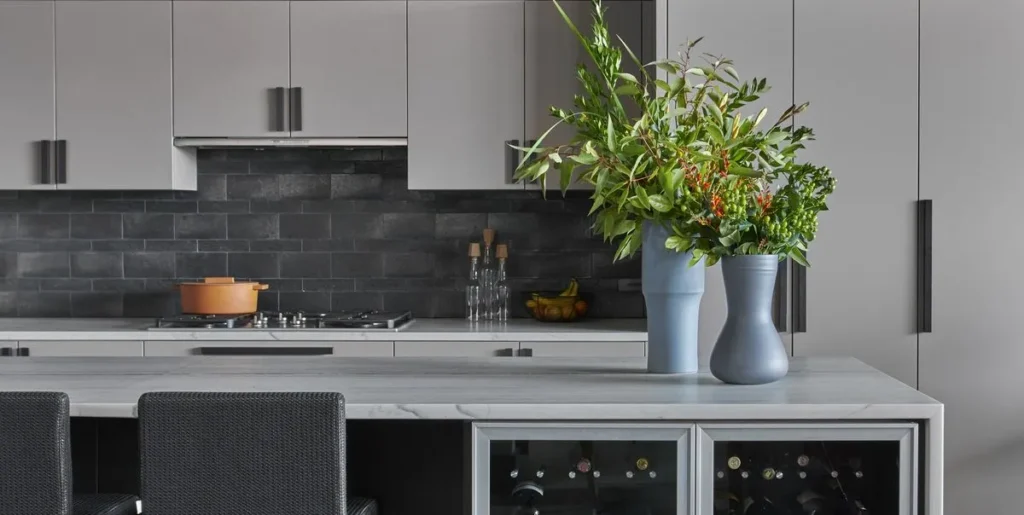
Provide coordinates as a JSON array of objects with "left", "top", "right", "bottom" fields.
[{"left": 173, "top": 137, "right": 407, "bottom": 148}]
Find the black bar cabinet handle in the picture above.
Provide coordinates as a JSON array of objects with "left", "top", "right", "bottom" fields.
[
  {"left": 792, "top": 255, "right": 807, "bottom": 333},
  {"left": 289, "top": 87, "right": 303, "bottom": 132},
  {"left": 505, "top": 139, "right": 521, "bottom": 185},
  {"left": 55, "top": 140, "right": 67, "bottom": 184},
  {"left": 16, "top": 347, "right": 28, "bottom": 357},
  {"left": 917, "top": 199, "right": 933, "bottom": 333},
  {"left": 198, "top": 346, "right": 333, "bottom": 356},
  {"left": 272, "top": 87, "right": 287, "bottom": 132},
  {"left": 40, "top": 140, "right": 53, "bottom": 184},
  {"left": 773, "top": 258, "right": 789, "bottom": 332}
]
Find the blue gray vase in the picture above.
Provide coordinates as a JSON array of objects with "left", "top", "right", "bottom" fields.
[
  {"left": 642, "top": 221, "right": 704, "bottom": 374},
  {"left": 710, "top": 255, "right": 789, "bottom": 384}
]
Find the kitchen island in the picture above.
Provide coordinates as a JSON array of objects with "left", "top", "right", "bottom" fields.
[{"left": 0, "top": 356, "right": 941, "bottom": 514}]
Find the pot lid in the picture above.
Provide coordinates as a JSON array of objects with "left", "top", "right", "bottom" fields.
[{"left": 178, "top": 277, "right": 261, "bottom": 286}]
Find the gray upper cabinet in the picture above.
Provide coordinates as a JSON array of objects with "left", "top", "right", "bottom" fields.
[
  {"left": 525, "top": 0, "right": 642, "bottom": 192},
  {"left": 0, "top": 1, "right": 56, "bottom": 190},
  {"left": 408, "top": 1, "right": 526, "bottom": 190},
  {"left": 668, "top": 0, "right": 793, "bottom": 365},
  {"left": 793, "top": 0, "right": 918, "bottom": 388},
  {"left": 173, "top": 0, "right": 290, "bottom": 138},
  {"left": 290, "top": 1, "right": 407, "bottom": 138},
  {"left": 55, "top": 0, "right": 188, "bottom": 190}
]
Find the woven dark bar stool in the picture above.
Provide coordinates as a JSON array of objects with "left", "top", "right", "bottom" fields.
[
  {"left": 138, "top": 392, "right": 378, "bottom": 515},
  {"left": 0, "top": 392, "right": 139, "bottom": 515}
]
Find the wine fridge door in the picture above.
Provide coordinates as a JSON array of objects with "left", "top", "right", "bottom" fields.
[
  {"left": 472, "top": 423, "right": 693, "bottom": 515},
  {"left": 696, "top": 423, "right": 918, "bottom": 515}
]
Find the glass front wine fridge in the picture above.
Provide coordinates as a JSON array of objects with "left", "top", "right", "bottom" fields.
[
  {"left": 697, "top": 424, "right": 918, "bottom": 515},
  {"left": 472, "top": 423, "right": 692, "bottom": 515}
]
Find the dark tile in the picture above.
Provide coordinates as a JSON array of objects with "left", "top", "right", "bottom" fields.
[
  {"left": 511, "top": 252, "right": 591, "bottom": 279},
  {"left": 0, "top": 240, "right": 90, "bottom": 252},
  {"left": 17, "top": 252, "right": 69, "bottom": 278},
  {"left": 257, "top": 291, "right": 279, "bottom": 311},
  {"left": 71, "top": 292, "right": 123, "bottom": 317},
  {"left": 146, "top": 240, "right": 197, "bottom": 252},
  {"left": 123, "top": 252, "right": 175, "bottom": 278},
  {"left": 199, "top": 201, "right": 250, "bottom": 214},
  {"left": 144, "top": 278, "right": 179, "bottom": 291},
  {"left": 197, "top": 160, "right": 248, "bottom": 174},
  {"left": 431, "top": 291, "right": 466, "bottom": 318},
  {"left": 382, "top": 147, "right": 407, "bottom": 160},
  {"left": 40, "top": 278, "right": 92, "bottom": 291},
  {"left": 278, "top": 292, "right": 331, "bottom": 312},
  {"left": 18, "top": 214, "right": 69, "bottom": 239},
  {"left": 331, "top": 213, "right": 378, "bottom": 238},
  {"left": 94, "top": 200, "right": 145, "bottom": 213},
  {"left": 280, "top": 252, "right": 330, "bottom": 278},
  {"left": 300, "top": 279, "right": 355, "bottom": 292},
  {"left": 122, "top": 292, "right": 178, "bottom": 317},
  {"left": 122, "top": 191, "right": 174, "bottom": 200},
  {"left": 331, "top": 292, "right": 383, "bottom": 311},
  {"left": 228, "top": 214, "right": 278, "bottom": 239},
  {"left": 0, "top": 198, "right": 40, "bottom": 213},
  {"left": 13, "top": 278, "right": 39, "bottom": 291},
  {"left": 384, "top": 252, "right": 436, "bottom": 278},
  {"left": 587, "top": 291, "right": 645, "bottom": 318},
  {"left": 69, "top": 214, "right": 121, "bottom": 239},
  {"left": 262, "top": 279, "right": 303, "bottom": 291},
  {"left": 146, "top": 200, "right": 197, "bottom": 213},
  {"left": 18, "top": 292, "right": 70, "bottom": 317},
  {"left": 228, "top": 253, "right": 279, "bottom": 279},
  {"left": 93, "top": 239, "right": 144, "bottom": 251},
  {"left": 380, "top": 213, "right": 435, "bottom": 239},
  {"left": 436, "top": 213, "right": 487, "bottom": 238},
  {"left": 227, "top": 175, "right": 280, "bottom": 200},
  {"left": 355, "top": 278, "right": 449, "bottom": 292},
  {"left": 329, "top": 148, "right": 383, "bottom": 161},
  {"left": 353, "top": 239, "right": 455, "bottom": 253},
  {"left": 302, "top": 239, "right": 354, "bottom": 252},
  {"left": 249, "top": 240, "right": 300, "bottom": 252},
  {"left": 0, "top": 293, "right": 16, "bottom": 316},
  {"left": 175, "top": 214, "right": 227, "bottom": 239},
  {"left": 280, "top": 214, "right": 330, "bottom": 239},
  {"left": 331, "top": 174, "right": 382, "bottom": 199},
  {"left": 592, "top": 252, "right": 641, "bottom": 279},
  {"left": 251, "top": 200, "right": 303, "bottom": 213},
  {"left": 197, "top": 175, "right": 227, "bottom": 200},
  {"left": 92, "top": 279, "right": 147, "bottom": 292},
  {"left": 38, "top": 198, "right": 93, "bottom": 213},
  {"left": 124, "top": 213, "right": 173, "bottom": 239},
  {"left": 176, "top": 253, "right": 227, "bottom": 278},
  {"left": 382, "top": 292, "right": 435, "bottom": 317},
  {"left": 279, "top": 175, "right": 330, "bottom": 200},
  {"left": 199, "top": 240, "right": 249, "bottom": 252},
  {"left": 433, "top": 251, "right": 464, "bottom": 278},
  {"left": 71, "top": 252, "right": 122, "bottom": 278},
  {"left": 0, "top": 214, "right": 16, "bottom": 239},
  {"left": 332, "top": 253, "right": 383, "bottom": 278}
]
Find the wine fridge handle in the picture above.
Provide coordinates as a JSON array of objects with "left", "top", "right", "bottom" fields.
[{"left": 917, "top": 199, "right": 933, "bottom": 333}]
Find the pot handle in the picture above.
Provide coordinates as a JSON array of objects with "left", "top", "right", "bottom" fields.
[
  {"left": 252, "top": 283, "right": 270, "bottom": 291},
  {"left": 204, "top": 277, "right": 236, "bottom": 284}
]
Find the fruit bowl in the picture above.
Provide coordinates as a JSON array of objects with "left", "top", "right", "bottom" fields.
[{"left": 523, "top": 292, "right": 591, "bottom": 322}]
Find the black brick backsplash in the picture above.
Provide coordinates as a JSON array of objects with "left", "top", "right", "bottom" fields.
[{"left": 0, "top": 148, "right": 643, "bottom": 318}]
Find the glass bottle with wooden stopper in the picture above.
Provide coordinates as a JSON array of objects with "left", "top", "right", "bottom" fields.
[
  {"left": 466, "top": 243, "right": 482, "bottom": 320},
  {"left": 481, "top": 228, "right": 497, "bottom": 319},
  {"left": 495, "top": 244, "right": 510, "bottom": 320}
]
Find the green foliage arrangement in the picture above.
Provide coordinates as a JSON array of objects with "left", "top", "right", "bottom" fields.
[{"left": 514, "top": 0, "right": 836, "bottom": 266}]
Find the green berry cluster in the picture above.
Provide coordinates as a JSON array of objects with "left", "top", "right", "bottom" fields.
[
  {"left": 764, "top": 217, "right": 794, "bottom": 240},
  {"left": 721, "top": 182, "right": 751, "bottom": 218}
]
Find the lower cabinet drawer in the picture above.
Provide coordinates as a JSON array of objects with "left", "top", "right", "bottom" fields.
[
  {"left": 16, "top": 340, "right": 144, "bottom": 357},
  {"left": 518, "top": 341, "right": 646, "bottom": 358},
  {"left": 143, "top": 340, "right": 394, "bottom": 357},
  {"left": 394, "top": 341, "right": 517, "bottom": 357}
]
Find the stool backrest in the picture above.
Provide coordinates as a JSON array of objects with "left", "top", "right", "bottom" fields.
[
  {"left": 0, "top": 391, "right": 73, "bottom": 515},
  {"left": 138, "top": 392, "right": 346, "bottom": 515}
]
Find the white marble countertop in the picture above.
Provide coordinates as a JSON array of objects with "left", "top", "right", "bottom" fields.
[
  {"left": 0, "top": 318, "right": 646, "bottom": 341},
  {"left": 0, "top": 356, "right": 940, "bottom": 419}
]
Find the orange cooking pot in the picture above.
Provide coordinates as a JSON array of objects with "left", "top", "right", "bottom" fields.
[{"left": 177, "top": 277, "right": 269, "bottom": 315}]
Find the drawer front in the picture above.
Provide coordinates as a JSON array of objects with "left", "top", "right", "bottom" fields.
[
  {"left": 17, "top": 340, "right": 144, "bottom": 357},
  {"left": 394, "top": 341, "right": 517, "bottom": 358},
  {"left": 519, "top": 341, "right": 646, "bottom": 358},
  {"left": 144, "top": 340, "right": 394, "bottom": 357}
]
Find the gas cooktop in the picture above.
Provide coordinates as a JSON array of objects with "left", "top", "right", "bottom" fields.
[{"left": 152, "top": 310, "right": 414, "bottom": 330}]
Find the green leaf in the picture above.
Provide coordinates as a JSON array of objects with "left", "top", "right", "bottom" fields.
[
  {"left": 611, "top": 219, "right": 636, "bottom": 237},
  {"left": 686, "top": 67, "right": 707, "bottom": 77},
  {"left": 754, "top": 107, "right": 768, "bottom": 127},
  {"left": 614, "top": 84, "right": 642, "bottom": 96},
  {"left": 606, "top": 114, "right": 616, "bottom": 150},
  {"left": 706, "top": 125, "right": 725, "bottom": 146},
  {"left": 570, "top": 153, "right": 598, "bottom": 165},
  {"left": 705, "top": 100, "right": 723, "bottom": 124},
  {"left": 548, "top": 153, "right": 562, "bottom": 163},
  {"left": 665, "top": 235, "right": 686, "bottom": 250},
  {"left": 647, "top": 194, "right": 672, "bottom": 213},
  {"left": 654, "top": 79, "right": 672, "bottom": 92},
  {"left": 788, "top": 248, "right": 810, "bottom": 268},
  {"left": 635, "top": 186, "right": 651, "bottom": 210},
  {"left": 617, "top": 72, "right": 639, "bottom": 84},
  {"left": 727, "top": 164, "right": 762, "bottom": 178},
  {"left": 764, "top": 131, "right": 788, "bottom": 145},
  {"left": 723, "top": 65, "right": 739, "bottom": 81},
  {"left": 689, "top": 248, "right": 705, "bottom": 267}
]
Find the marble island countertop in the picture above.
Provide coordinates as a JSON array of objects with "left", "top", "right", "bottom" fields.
[
  {"left": 0, "top": 318, "right": 647, "bottom": 341},
  {"left": 0, "top": 356, "right": 940, "bottom": 420}
]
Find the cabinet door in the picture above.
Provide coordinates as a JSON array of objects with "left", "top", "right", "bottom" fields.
[
  {"left": 173, "top": 1, "right": 290, "bottom": 137},
  {"left": 54, "top": 0, "right": 174, "bottom": 190},
  {"left": 290, "top": 1, "right": 406, "bottom": 138},
  {"left": 144, "top": 340, "right": 393, "bottom": 357},
  {"left": 394, "top": 341, "right": 517, "bottom": 358},
  {"left": 919, "top": 0, "right": 1019, "bottom": 512},
  {"left": 792, "top": 0, "right": 918, "bottom": 388},
  {"left": 669, "top": 0, "right": 793, "bottom": 364},
  {"left": 18, "top": 341, "right": 143, "bottom": 357},
  {"left": 525, "top": 0, "right": 642, "bottom": 191},
  {"left": 408, "top": 1, "right": 525, "bottom": 190},
  {"left": 520, "top": 341, "right": 646, "bottom": 358},
  {"left": 0, "top": 1, "right": 56, "bottom": 190},
  {"left": 697, "top": 424, "right": 917, "bottom": 515}
]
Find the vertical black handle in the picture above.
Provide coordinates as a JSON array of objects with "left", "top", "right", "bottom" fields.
[
  {"left": 772, "top": 258, "right": 789, "bottom": 332},
  {"left": 917, "top": 199, "right": 933, "bottom": 333},
  {"left": 792, "top": 255, "right": 807, "bottom": 333},
  {"left": 40, "top": 140, "right": 53, "bottom": 184},
  {"left": 16, "top": 347, "right": 28, "bottom": 357},
  {"left": 54, "top": 140, "right": 67, "bottom": 184},
  {"left": 0, "top": 347, "right": 11, "bottom": 357},
  {"left": 505, "top": 139, "right": 520, "bottom": 185},
  {"left": 272, "top": 87, "right": 287, "bottom": 132},
  {"left": 289, "top": 87, "right": 303, "bottom": 132}
]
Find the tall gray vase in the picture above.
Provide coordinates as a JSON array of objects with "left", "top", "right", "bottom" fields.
[
  {"left": 710, "top": 255, "right": 789, "bottom": 384},
  {"left": 642, "top": 221, "right": 704, "bottom": 374}
]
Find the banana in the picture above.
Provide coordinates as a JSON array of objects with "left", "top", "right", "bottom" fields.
[{"left": 558, "top": 278, "right": 579, "bottom": 297}]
